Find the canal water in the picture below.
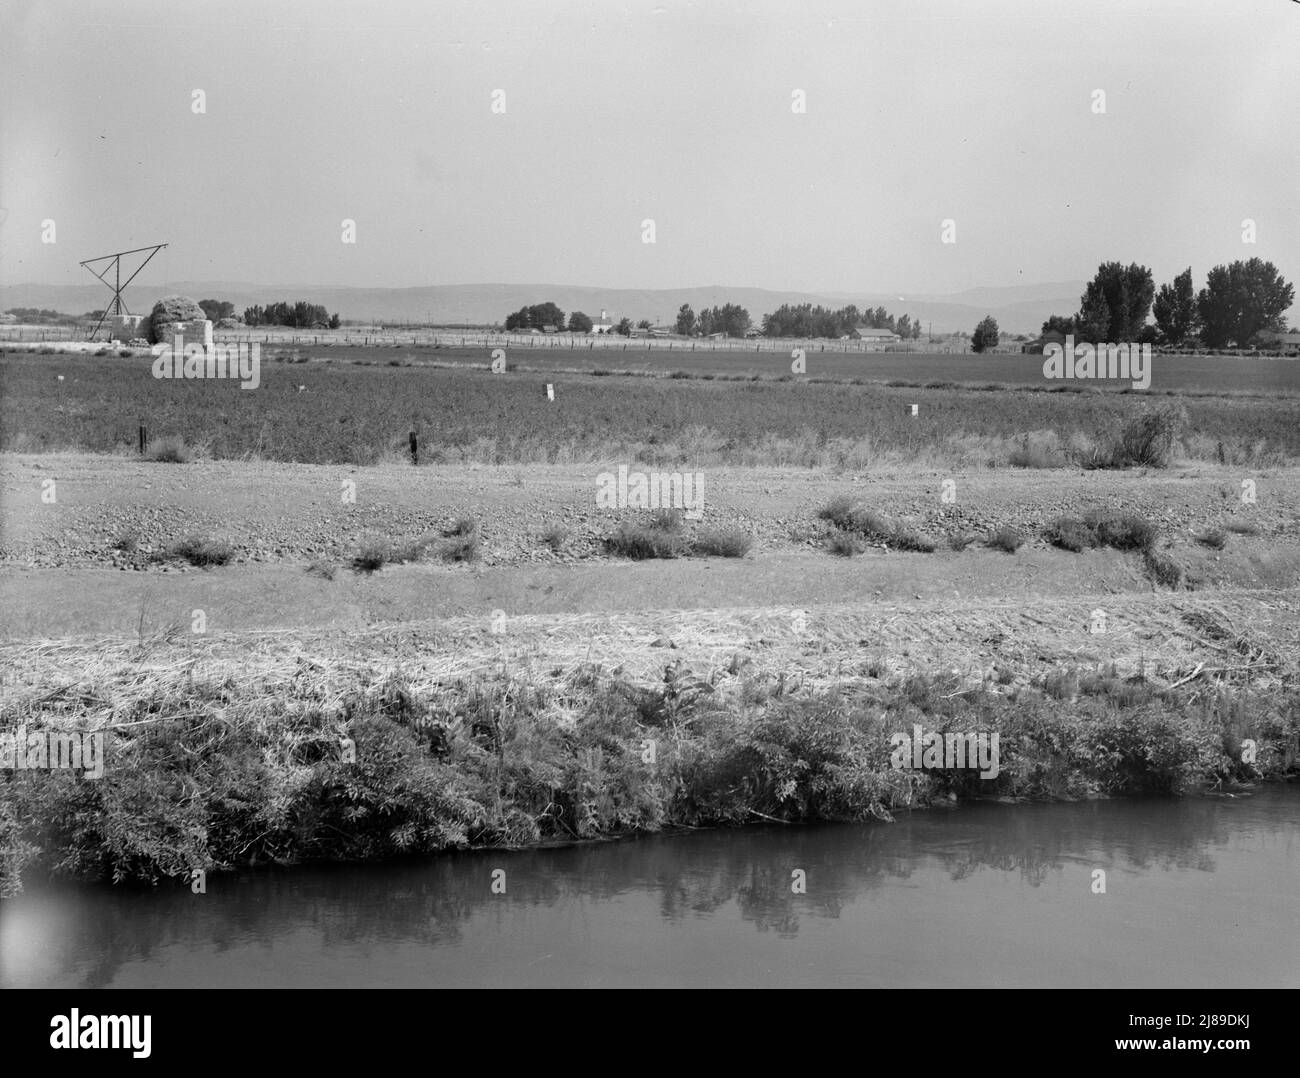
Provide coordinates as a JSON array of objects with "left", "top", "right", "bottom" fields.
[{"left": 3, "top": 788, "right": 1296, "bottom": 988}]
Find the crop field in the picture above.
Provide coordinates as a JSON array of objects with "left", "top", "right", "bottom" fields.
[
  {"left": 3, "top": 349, "right": 1299, "bottom": 467},
  {"left": 235, "top": 342, "right": 1300, "bottom": 396}
]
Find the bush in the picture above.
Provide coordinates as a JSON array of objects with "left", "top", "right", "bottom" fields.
[
  {"left": 647, "top": 508, "right": 683, "bottom": 532},
  {"left": 163, "top": 536, "right": 234, "bottom": 567},
  {"left": 1087, "top": 510, "right": 1158, "bottom": 552},
  {"left": 144, "top": 435, "right": 191, "bottom": 463},
  {"left": 1105, "top": 404, "right": 1187, "bottom": 468},
  {"left": 352, "top": 544, "right": 388, "bottom": 572},
  {"left": 1144, "top": 550, "right": 1184, "bottom": 588},
  {"left": 1224, "top": 521, "right": 1259, "bottom": 536},
  {"left": 1196, "top": 529, "right": 1227, "bottom": 549},
  {"left": 605, "top": 522, "right": 686, "bottom": 559},
  {"left": 1045, "top": 511, "right": 1158, "bottom": 553},
  {"left": 889, "top": 530, "right": 936, "bottom": 553},
  {"left": 986, "top": 526, "right": 1024, "bottom": 553}
]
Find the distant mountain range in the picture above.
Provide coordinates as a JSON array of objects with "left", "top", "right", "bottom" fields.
[{"left": 0, "top": 280, "right": 1092, "bottom": 336}]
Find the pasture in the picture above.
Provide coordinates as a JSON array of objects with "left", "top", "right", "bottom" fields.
[{"left": 3, "top": 349, "right": 1298, "bottom": 467}]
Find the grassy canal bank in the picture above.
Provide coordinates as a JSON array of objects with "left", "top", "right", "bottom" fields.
[{"left": 3, "top": 643, "right": 1297, "bottom": 895}]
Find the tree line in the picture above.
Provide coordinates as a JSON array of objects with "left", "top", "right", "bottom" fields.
[
  {"left": 1035, "top": 258, "right": 1294, "bottom": 348},
  {"left": 758, "top": 304, "right": 922, "bottom": 339},
  {"left": 242, "top": 301, "right": 341, "bottom": 328}
]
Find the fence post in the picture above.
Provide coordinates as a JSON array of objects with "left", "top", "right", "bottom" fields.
[
  {"left": 139, "top": 425, "right": 147, "bottom": 455},
  {"left": 409, "top": 431, "right": 418, "bottom": 465}
]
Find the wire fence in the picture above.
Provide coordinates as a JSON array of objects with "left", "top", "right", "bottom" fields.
[{"left": 0, "top": 324, "right": 1034, "bottom": 354}]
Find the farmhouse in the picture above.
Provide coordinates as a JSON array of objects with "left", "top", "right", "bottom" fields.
[
  {"left": 1259, "top": 331, "right": 1300, "bottom": 355},
  {"left": 590, "top": 309, "right": 614, "bottom": 335},
  {"left": 1022, "top": 329, "right": 1066, "bottom": 355},
  {"left": 853, "top": 325, "right": 900, "bottom": 343}
]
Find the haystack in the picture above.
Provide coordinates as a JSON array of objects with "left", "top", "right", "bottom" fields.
[{"left": 148, "top": 295, "right": 207, "bottom": 345}]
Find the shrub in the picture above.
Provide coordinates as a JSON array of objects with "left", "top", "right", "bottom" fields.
[
  {"left": 692, "top": 528, "right": 753, "bottom": 557},
  {"left": 889, "top": 530, "right": 936, "bottom": 553},
  {"left": 352, "top": 544, "right": 388, "bottom": 572},
  {"left": 647, "top": 508, "right": 683, "bottom": 532},
  {"left": 306, "top": 559, "right": 336, "bottom": 580},
  {"left": 435, "top": 531, "right": 480, "bottom": 563},
  {"left": 1224, "top": 521, "right": 1259, "bottom": 536},
  {"left": 144, "top": 435, "right": 191, "bottom": 463},
  {"left": 949, "top": 533, "right": 975, "bottom": 552},
  {"left": 604, "top": 522, "right": 686, "bottom": 559},
  {"left": 986, "top": 526, "right": 1024, "bottom": 553},
  {"left": 163, "top": 536, "right": 233, "bottom": 567},
  {"left": 1045, "top": 511, "right": 1158, "bottom": 553},
  {"left": 111, "top": 532, "right": 139, "bottom": 554},
  {"left": 1086, "top": 510, "right": 1158, "bottom": 552},
  {"left": 1144, "top": 550, "right": 1184, "bottom": 588},
  {"left": 1196, "top": 529, "right": 1227, "bottom": 549},
  {"left": 1105, "top": 404, "right": 1187, "bottom": 468}
]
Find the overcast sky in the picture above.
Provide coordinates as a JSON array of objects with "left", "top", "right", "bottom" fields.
[{"left": 2, "top": 0, "right": 1297, "bottom": 298}]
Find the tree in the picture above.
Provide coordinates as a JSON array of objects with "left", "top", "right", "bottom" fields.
[
  {"left": 329, "top": 313, "right": 341, "bottom": 330},
  {"left": 675, "top": 304, "right": 697, "bottom": 336},
  {"left": 568, "top": 311, "right": 593, "bottom": 333},
  {"left": 971, "top": 315, "right": 999, "bottom": 353},
  {"left": 1076, "top": 262, "right": 1154, "bottom": 341},
  {"left": 1196, "top": 258, "right": 1295, "bottom": 347},
  {"left": 636, "top": 318, "right": 652, "bottom": 330},
  {"left": 1152, "top": 267, "right": 1198, "bottom": 345},
  {"left": 503, "top": 301, "right": 566, "bottom": 332},
  {"left": 1075, "top": 290, "right": 1111, "bottom": 343},
  {"left": 530, "top": 301, "right": 565, "bottom": 330},
  {"left": 615, "top": 317, "right": 633, "bottom": 336},
  {"left": 1041, "top": 314, "right": 1076, "bottom": 337},
  {"left": 706, "top": 303, "right": 751, "bottom": 337},
  {"left": 198, "top": 299, "right": 235, "bottom": 322}
]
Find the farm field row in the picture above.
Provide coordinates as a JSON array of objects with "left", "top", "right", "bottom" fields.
[{"left": 3, "top": 351, "right": 1299, "bottom": 467}]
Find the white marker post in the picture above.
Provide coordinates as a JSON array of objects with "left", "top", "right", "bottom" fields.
[
  {"left": 546, "top": 384, "right": 554, "bottom": 401},
  {"left": 910, "top": 404, "right": 919, "bottom": 416}
]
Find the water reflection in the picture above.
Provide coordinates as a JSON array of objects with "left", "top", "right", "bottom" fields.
[{"left": 3, "top": 789, "right": 1296, "bottom": 988}]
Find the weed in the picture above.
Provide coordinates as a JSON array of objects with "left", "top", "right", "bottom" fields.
[
  {"left": 162, "top": 536, "right": 234, "bottom": 567},
  {"left": 144, "top": 435, "right": 191, "bottom": 463},
  {"left": 986, "top": 526, "right": 1024, "bottom": 553}
]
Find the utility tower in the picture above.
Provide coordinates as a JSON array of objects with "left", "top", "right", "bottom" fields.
[{"left": 79, "top": 243, "right": 168, "bottom": 340}]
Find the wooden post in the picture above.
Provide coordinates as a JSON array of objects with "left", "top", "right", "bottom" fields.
[
  {"left": 409, "top": 431, "right": 418, "bottom": 464},
  {"left": 139, "top": 425, "right": 147, "bottom": 455}
]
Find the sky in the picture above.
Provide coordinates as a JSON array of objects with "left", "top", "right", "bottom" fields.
[{"left": 2, "top": 0, "right": 1297, "bottom": 299}]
